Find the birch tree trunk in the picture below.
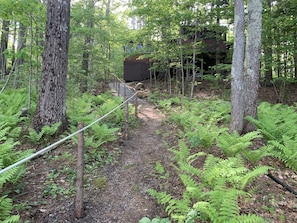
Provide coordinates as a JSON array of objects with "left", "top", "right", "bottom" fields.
[
  {"left": 33, "top": 0, "right": 70, "bottom": 133},
  {"left": 230, "top": 0, "right": 245, "bottom": 133},
  {"left": 242, "top": 0, "right": 262, "bottom": 133}
]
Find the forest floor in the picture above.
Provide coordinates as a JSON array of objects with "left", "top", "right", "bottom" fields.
[{"left": 13, "top": 80, "right": 297, "bottom": 223}]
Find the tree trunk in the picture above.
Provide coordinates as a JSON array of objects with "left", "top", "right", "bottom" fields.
[
  {"left": 11, "top": 22, "right": 17, "bottom": 68},
  {"left": 179, "top": 39, "right": 185, "bottom": 97},
  {"left": 33, "top": 0, "right": 70, "bottom": 133},
  {"left": 294, "top": 31, "right": 297, "bottom": 79},
  {"left": 275, "top": 28, "right": 281, "bottom": 78},
  {"left": 190, "top": 29, "right": 198, "bottom": 100},
  {"left": 80, "top": 0, "right": 95, "bottom": 93},
  {"left": 13, "top": 23, "right": 27, "bottom": 89},
  {"left": 242, "top": 0, "right": 262, "bottom": 133},
  {"left": 263, "top": 0, "right": 273, "bottom": 86},
  {"left": 230, "top": 0, "right": 245, "bottom": 134},
  {"left": 0, "top": 20, "right": 10, "bottom": 78}
]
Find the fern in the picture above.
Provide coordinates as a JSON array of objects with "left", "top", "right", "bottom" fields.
[
  {"left": 246, "top": 102, "right": 297, "bottom": 170},
  {"left": 186, "top": 124, "right": 225, "bottom": 149},
  {"left": 0, "top": 196, "right": 20, "bottom": 222},
  {"left": 150, "top": 142, "right": 266, "bottom": 223},
  {"left": 0, "top": 123, "right": 33, "bottom": 222},
  {"left": 193, "top": 186, "right": 263, "bottom": 223},
  {"left": 148, "top": 189, "right": 190, "bottom": 223},
  {"left": 27, "top": 122, "right": 61, "bottom": 143},
  {"left": 203, "top": 155, "right": 269, "bottom": 190},
  {"left": 232, "top": 214, "right": 265, "bottom": 223},
  {"left": 216, "top": 131, "right": 262, "bottom": 157},
  {"left": 246, "top": 102, "right": 297, "bottom": 141},
  {"left": 264, "top": 135, "right": 297, "bottom": 171}
]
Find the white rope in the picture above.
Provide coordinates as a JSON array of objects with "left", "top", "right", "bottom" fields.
[{"left": 0, "top": 92, "right": 138, "bottom": 175}]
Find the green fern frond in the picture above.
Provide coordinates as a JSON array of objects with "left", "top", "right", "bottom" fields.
[
  {"left": 169, "top": 141, "right": 190, "bottom": 162},
  {"left": 0, "top": 166, "right": 24, "bottom": 188},
  {"left": 186, "top": 151, "right": 207, "bottom": 164},
  {"left": 266, "top": 135, "right": 297, "bottom": 171},
  {"left": 0, "top": 123, "right": 10, "bottom": 141},
  {"left": 0, "top": 196, "right": 20, "bottom": 223},
  {"left": 247, "top": 102, "right": 297, "bottom": 141},
  {"left": 233, "top": 214, "right": 265, "bottom": 223},
  {"left": 148, "top": 189, "right": 172, "bottom": 207},
  {"left": 217, "top": 191, "right": 240, "bottom": 221},
  {"left": 242, "top": 146, "right": 273, "bottom": 163},
  {"left": 193, "top": 201, "right": 218, "bottom": 222},
  {"left": 179, "top": 174, "right": 199, "bottom": 192},
  {"left": 147, "top": 189, "right": 189, "bottom": 222},
  {"left": 239, "top": 166, "right": 271, "bottom": 190},
  {"left": 0, "top": 196, "right": 13, "bottom": 220},
  {"left": 217, "top": 131, "right": 262, "bottom": 157},
  {"left": 186, "top": 124, "right": 225, "bottom": 149},
  {"left": 0, "top": 139, "right": 20, "bottom": 167}
]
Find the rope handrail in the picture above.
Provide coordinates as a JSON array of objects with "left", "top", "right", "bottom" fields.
[
  {"left": 0, "top": 92, "right": 138, "bottom": 175},
  {"left": 111, "top": 73, "right": 136, "bottom": 91}
]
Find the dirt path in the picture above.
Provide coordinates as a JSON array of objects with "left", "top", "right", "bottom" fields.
[{"left": 44, "top": 101, "right": 168, "bottom": 223}]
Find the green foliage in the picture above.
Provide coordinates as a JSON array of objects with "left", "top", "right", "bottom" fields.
[
  {"left": 28, "top": 122, "right": 61, "bottom": 144},
  {"left": 0, "top": 124, "right": 33, "bottom": 187},
  {"left": 65, "top": 91, "right": 134, "bottom": 170},
  {"left": 246, "top": 102, "right": 297, "bottom": 141},
  {"left": 0, "top": 124, "right": 33, "bottom": 222},
  {"left": 154, "top": 161, "right": 169, "bottom": 179},
  {"left": 66, "top": 92, "right": 124, "bottom": 153},
  {"left": 264, "top": 135, "right": 297, "bottom": 171},
  {"left": 149, "top": 96, "right": 274, "bottom": 222},
  {"left": 186, "top": 123, "right": 224, "bottom": 149},
  {"left": 139, "top": 217, "right": 171, "bottom": 223},
  {"left": 158, "top": 97, "right": 182, "bottom": 111},
  {"left": 67, "top": 91, "right": 134, "bottom": 127},
  {"left": 0, "top": 89, "right": 36, "bottom": 131},
  {"left": 166, "top": 98, "right": 230, "bottom": 149},
  {"left": 203, "top": 154, "right": 270, "bottom": 190},
  {"left": 150, "top": 142, "right": 268, "bottom": 223},
  {"left": 69, "top": 123, "right": 119, "bottom": 150},
  {"left": 216, "top": 130, "right": 262, "bottom": 157},
  {"left": 246, "top": 102, "right": 297, "bottom": 171},
  {"left": 0, "top": 196, "right": 20, "bottom": 222}
]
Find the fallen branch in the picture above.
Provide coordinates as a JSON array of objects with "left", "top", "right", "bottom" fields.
[{"left": 267, "top": 171, "right": 297, "bottom": 197}]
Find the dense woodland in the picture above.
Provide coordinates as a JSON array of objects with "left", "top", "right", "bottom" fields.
[{"left": 0, "top": 0, "right": 297, "bottom": 222}]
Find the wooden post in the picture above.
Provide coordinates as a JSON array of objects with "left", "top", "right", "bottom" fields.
[
  {"left": 134, "top": 94, "right": 138, "bottom": 118},
  {"left": 123, "top": 84, "right": 129, "bottom": 139},
  {"left": 75, "top": 123, "right": 84, "bottom": 219}
]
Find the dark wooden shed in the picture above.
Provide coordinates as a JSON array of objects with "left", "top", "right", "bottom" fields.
[{"left": 124, "top": 54, "right": 151, "bottom": 82}]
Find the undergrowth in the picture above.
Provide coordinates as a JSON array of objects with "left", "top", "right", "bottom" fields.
[
  {"left": 0, "top": 89, "right": 34, "bottom": 222},
  {"left": 246, "top": 102, "right": 297, "bottom": 171},
  {"left": 146, "top": 97, "right": 297, "bottom": 222},
  {"left": 1, "top": 89, "right": 135, "bottom": 221},
  {"left": 149, "top": 142, "right": 269, "bottom": 223}
]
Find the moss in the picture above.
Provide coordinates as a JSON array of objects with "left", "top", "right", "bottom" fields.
[{"left": 94, "top": 177, "right": 108, "bottom": 191}]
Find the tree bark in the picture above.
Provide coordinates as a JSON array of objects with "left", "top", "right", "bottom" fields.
[
  {"left": 230, "top": 0, "right": 245, "bottom": 134},
  {"left": 263, "top": 0, "right": 273, "bottom": 86},
  {"left": 0, "top": 20, "right": 10, "bottom": 78},
  {"left": 242, "top": 0, "right": 262, "bottom": 133},
  {"left": 33, "top": 0, "right": 70, "bottom": 133},
  {"left": 13, "top": 23, "right": 27, "bottom": 89},
  {"left": 80, "top": 0, "right": 95, "bottom": 93},
  {"left": 294, "top": 32, "right": 297, "bottom": 79}
]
